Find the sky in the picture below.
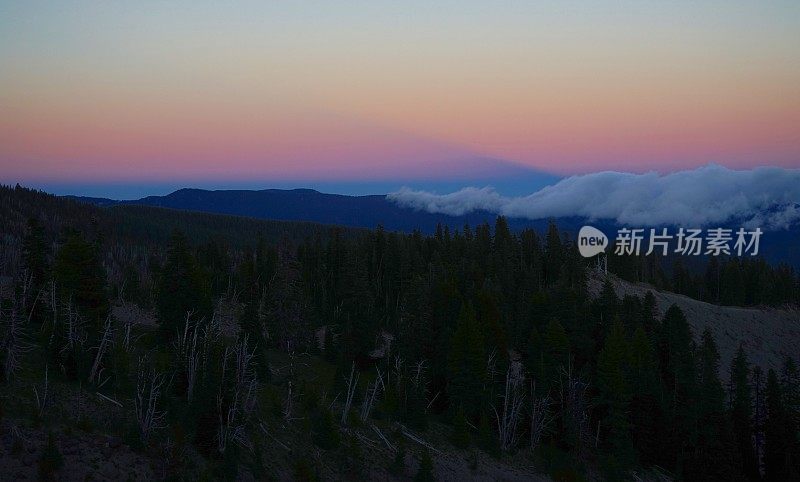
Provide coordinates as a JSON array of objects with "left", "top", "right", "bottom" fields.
[{"left": 1, "top": 1, "right": 799, "bottom": 198}]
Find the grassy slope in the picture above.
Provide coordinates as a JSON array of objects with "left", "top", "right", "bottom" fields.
[{"left": 587, "top": 270, "right": 800, "bottom": 379}]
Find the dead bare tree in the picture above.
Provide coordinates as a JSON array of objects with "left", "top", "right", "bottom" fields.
[
  {"left": 233, "top": 337, "right": 258, "bottom": 417},
  {"left": 558, "top": 361, "right": 591, "bottom": 455},
  {"left": 360, "top": 367, "right": 385, "bottom": 422},
  {"left": 372, "top": 424, "right": 396, "bottom": 451},
  {"left": 341, "top": 362, "right": 359, "bottom": 424},
  {"left": 134, "top": 357, "right": 167, "bottom": 445},
  {"left": 529, "top": 380, "right": 554, "bottom": 451},
  {"left": 412, "top": 359, "right": 427, "bottom": 388},
  {"left": 33, "top": 364, "right": 49, "bottom": 419},
  {"left": 60, "top": 297, "right": 87, "bottom": 354},
  {"left": 88, "top": 315, "right": 113, "bottom": 384},
  {"left": 122, "top": 317, "right": 133, "bottom": 351},
  {"left": 397, "top": 423, "right": 441, "bottom": 454},
  {"left": 391, "top": 355, "right": 404, "bottom": 392},
  {"left": 485, "top": 349, "right": 498, "bottom": 388},
  {"left": 1, "top": 298, "right": 31, "bottom": 382},
  {"left": 217, "top": 337, "right": 259, "bottom": 453},
  {"left": 120, "top": 313, "right": 144, "bottom": 353},
  {"left": 49, "top": 279, "right": 57, "bottom": 334},
  {"left": 174, "top": 311, "right": 201, "bottom": 402},
  {"left": 493, "top": 361, "right": 525, "bottom": 451},
  {"left": 282, "top": 380, "right": 297, "bottom": 422}
]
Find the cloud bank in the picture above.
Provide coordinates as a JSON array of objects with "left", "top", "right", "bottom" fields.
[{"left": 387, "top": 165, "right": 800, "bottom": 229}]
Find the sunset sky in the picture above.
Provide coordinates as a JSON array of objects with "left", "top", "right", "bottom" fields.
[{"left": 1, "top": 1, "right": 799, "bottom": 197}]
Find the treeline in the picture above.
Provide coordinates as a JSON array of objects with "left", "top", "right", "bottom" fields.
[
  {"left": 609, "top": 249, "right": 800, "bottom": 307},
  {"left": 0, "top": 184, "right": 363, "bottom": 273},
  {"left": 134, "top": 217, "right": 800, "bottom": 477},
  {"left": 2, "top": 185, "right": 799, "bottom": 480}
]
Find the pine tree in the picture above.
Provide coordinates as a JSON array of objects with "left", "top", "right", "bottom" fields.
[
  {"left": 338, "top": 250, "right": 374, "bottom": 360},
  {"left": 764, "top": 368, "right": 798, "bottom": 481},
  {"left": 730, "top": 344, "right": 759, "bottom": 481},
  {"left": 657, "top": 305, "right": 696, "bottom": 473},
  {"left": 687, "top": 329, "right": 740, "bottom": 479},
  {"left": 697, "top": 329, "right": 725, "bottom": 421},
  {"left": 239, "top": 300, "right": 269, "bottom": 381},
  {"left": 640, "top": 291, "right": 657, "bottom": 336},
  {"left": 781, "top": 357, "right": 799, "bottom": 429},
  {"left": 38, "top": 432, "right": 63, "bottom": 481},
  {"left": 627, "top": 323, "right": 661, "bottom": 466},
  {"left": 542, "top": 318, "right": 569, "bottom": 392},
  {"left": 447, "top": 303, "right": 486, "bottom": 419},
  {"left": 597, "top": 279, "right": 618, "bottom": 325},
  {"left": 22, "top": 217, "right": 48, "bottom": 293},
  {"left": 526, "top": 326, "right": 545, "bottom": 394},
  {"left": 721, "top": 260, "right": 746, "bottom": 306},
  {"left": 311, "top": 407, "right": 340, "bottom": 450},
  {"left": 704, "top": 257, "right": 721, "bottom": 303},
  {"left": 390, "top": 443, "right": 406, "bottom": 475},
  {"left": 155, "top": 231, "right": 211, "bottom": 335},
  {"left": 596, "top": 318, "right": 634, "bottom": 477},
  {"left": 53, "top": 230, "right": 109, "bottom": 337},
  {"left": 492, "top": 216, "right": 516, "bottom": 292},
  {"left": 477, "top": 413, "right": 499, "bottom": 457},
  {"left": 451, "top": 408, "right": 470, "bottom": 448},
  {"left": 475, "top": 289, "right": 507, "bottom": 358},
  {"left": 272, "top": 238, "right": 313, "bottom": 352},
  {"left": 544, "top": 221, "right": 563, "bottom": 286},
  {"left": 414, "top": 451, "right": 436, "bottom": 482},
  {"left": 780, "top": 357, "right": 800, "bottom": 478}
]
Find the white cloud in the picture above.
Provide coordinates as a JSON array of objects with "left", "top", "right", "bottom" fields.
[{"left": 387, "top": 165, "right": 800, "bottom": 229}]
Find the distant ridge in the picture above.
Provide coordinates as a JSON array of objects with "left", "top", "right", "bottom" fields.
[
  {"left": 69, "top": 188, "right": 565, "bottom": 234},
  {"left": 69, "top": 187, "right": 800, "bottom": 267}
]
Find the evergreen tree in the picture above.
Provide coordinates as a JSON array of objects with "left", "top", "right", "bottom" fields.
[
  {"left": 338, "top": 250, "right": 374, "bottom": 360},
  {"left": 640, "top": 291, "right": 657, "bottom": 336},
  {"left": 544, "top": 221, "right": 563, "bottom": 286},
  {"left": 414, "top": 451, "right": 436, "bottom": 482},
  {"left": 155, "top": 231, "right": 211, "bottom": 335},
  {"left": 721, "top": 260, "right": 746, "bottom": 306},
  {"left": 687, "top": 329, "right": 740, "bottom": 479},
  {"left": 657, "top": 305, "right": 696, "bottom": 473},
  {"left": 596, "top": 318, "right": 634, "bottom": 477},
  {"left": 704, "top": 257, "right": 721, "bottom": 303},
  {"left": 764, "top": 368, "right": 798, "bottom": 481},
  {"left": 269, "top": 237, "right": 312, "bottom": 353},
  {"left": 781, "top": 357, "right": 799, "bottom": 429},
  {"left": 597, "top": 279, "right": 618, "bottom": 325},
  {"left": 451, "top": 408, "right": 470, "bottom": 449},
  {"left": 447, "top": 303, "right": 486, "bottom": 419},
  {"left": 390, "top": 443, "right": 406, "bottom": 475},
  {"left": 22, "top": 217, "right": 48, "bottom": 293},
  {"left": 311, "top": 407, "right": 340, "bottom": 450},
  {"left": 38, "top": 432, "right": 63, "bottom": 481},
  {"left": 53, "top": 230, "right": 109, "bottom": 337},
  {"left": 491, "top": 216, "right": 516, "bottom": 288},
  {"left": 239, "top": 300, "right": 269, "bottom": 381},
  {"left": 730, "top": 344, "right": 760, "bottom": 481},
  {"left": 780, "top": 357, "right": 800, "bottom": 477},
  {"left": 526, "top": 326, "right": 545, "bottom": 393},
  {"left": 627, "top": 323, "right": 661, "bottom": 466},
  {"left": 542, "top": 318, "right": 569, "bottom": 392}
]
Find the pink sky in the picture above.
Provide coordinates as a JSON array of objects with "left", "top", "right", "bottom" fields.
[{"left": 1, "top": 2, "right": 798, "bottom": 184}]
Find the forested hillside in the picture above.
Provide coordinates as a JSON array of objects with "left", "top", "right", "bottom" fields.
[{"left": 0, "top": 184, "right": 798, "bottom": 481}]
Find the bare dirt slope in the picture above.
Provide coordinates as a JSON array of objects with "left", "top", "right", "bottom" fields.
[{"left": 587, "top": 271, "right": 800, "bottom": 378}]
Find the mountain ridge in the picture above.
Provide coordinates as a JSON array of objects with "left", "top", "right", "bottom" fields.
[{"left": 67, "top": 187, "right": 800, "bottom": 267}]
